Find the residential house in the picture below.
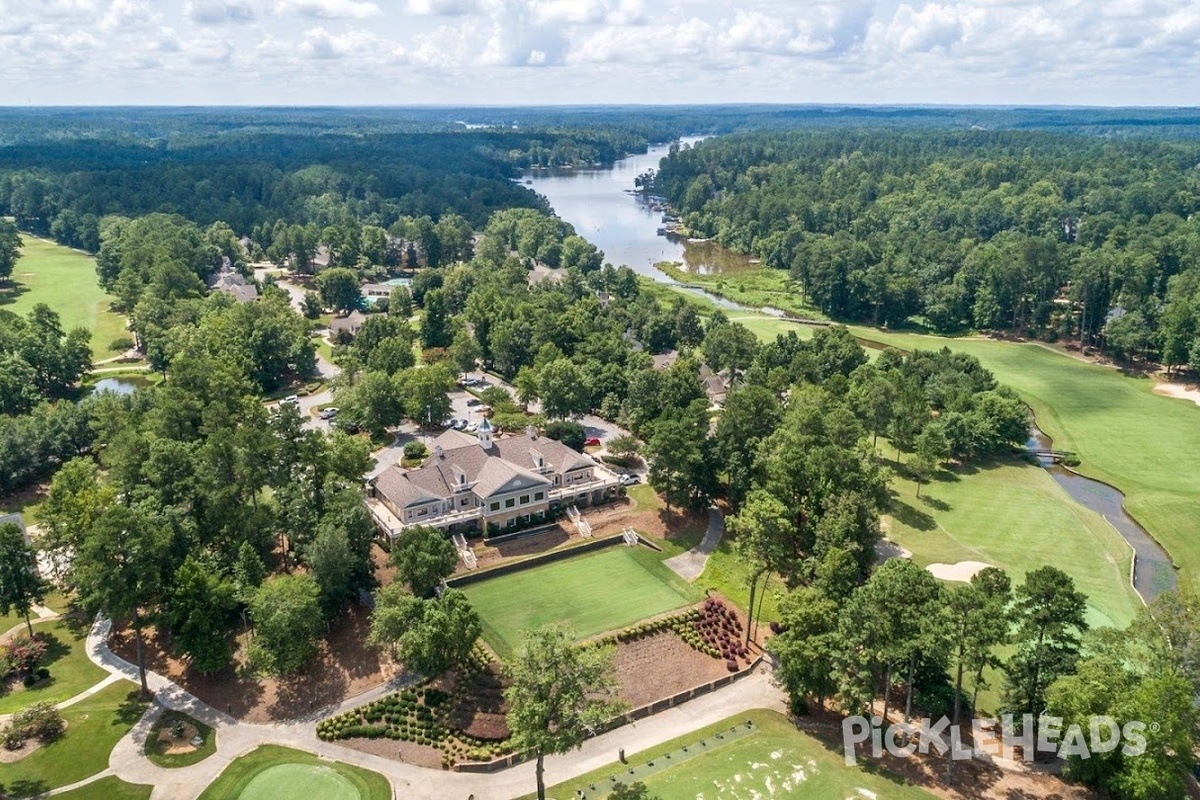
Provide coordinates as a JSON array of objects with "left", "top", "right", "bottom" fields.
[
  {"left": 329, "top": 310, "right": 368, "bottom": 339},
  {"left": 208, "top": 267, "right": 259, "bottom": 304},
  {"left": 366, "top": 420, "right": 620, "bottom": 539}
]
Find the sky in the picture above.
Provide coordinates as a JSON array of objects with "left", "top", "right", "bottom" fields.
[{"left": 1, "top": 0, "right": 1198, "bottom": 106}]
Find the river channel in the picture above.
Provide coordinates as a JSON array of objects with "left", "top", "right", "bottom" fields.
[{"left": 528, "top": 139, "right": 1178, "bottom": 604}]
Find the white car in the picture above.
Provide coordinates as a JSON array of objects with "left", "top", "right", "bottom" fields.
[
  {"left": 280, "top": 395, "right": 299, "bottom": 406},
  {"left": 319, "top": 407, "right": 339, "bottom": 420},
  {"left": 619, "top": 473, "right": 641, "bottom": 486},
  {"left": 465, "top": 421, "right": 480, "bottom": 433}
]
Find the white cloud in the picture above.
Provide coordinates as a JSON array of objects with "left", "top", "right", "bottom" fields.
[
  {"left": 186, "top": 1, "right": 256, "bottom": 24},
  {"left": 298, "top": 25, "right": 407, "bottom": 62},
  {"left": 281, "top": 0, "right": 382, "bottom": 20},
  {"left": 406, "top": 0, "right": 479, "bottom": 15}
]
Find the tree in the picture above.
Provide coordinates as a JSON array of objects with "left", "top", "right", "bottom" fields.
[
  {"left": 644, "top": 412, "right": 702, "bottom": 516},
  {"left": 248, "top": 574, "right": 324, "bottom": 675},
  {"left": 336, "top": 370, "right": 402, "bottom": 437},
  {"left": 728, "top": 490, "right": 791, "bottom": 643},
  {"left": 448, "top": 325, "right": 481, "bottom": 377},
  {"left": 38, "top": 458, "right": 116, "bottom": 586},
  {"left": 538, "top": 358, "right": 589, "bottom": 419},
  {"left": 370, "top": 588, "right": 481, "bottom": 676},
  {"left": 942, "top": 567, "right": 1011, "bottom": 779},
  {"left": 544, "top": 419, "right": 586, "bottom": 452},
  {"left": 390, "top": 526, "right": 458, "bottom": 597},
  {"left": 316, "top": 267, "right": 361, "bottom": 314},
  {"left": 769, "top": 586, "right": 840, "bottom": 709},
  {"left": 160, "top": 556, "right": 236, "bottom": 674},
  {"left": 910, "top": 423, "right": 950, "bottom": 497},
  {"left": 1003, "top": 566, "right": 1088, "bottom": 725},
  {"left": 306, "top": 526, "right": 358, "bottom": 616},
  {"left": 397, "top": 364, "right": 454, "bottom": 428},
  {"left": 73, "top": 504, "right": 171, "bottom": 696},
  {"left": 609, "top": 783, "right": 660, "bottom": 800},
  {"left": 504, "top": 627, "right": 626, "bottom": 800},
  {"left": 0, "top": 521, "right": 48, "bottom": 636},
  {"left": 420, "top": 288, "right": 451, "bottom": 349},
  {"left": 701, "top": 320, "right": 758, "bottom": 384},
  {"left": 388, "top": 285, "right": 413, "bottom": 318},
  {"left": 713, "top": 384, "right": 781, "bottom": 508},
  {"left": 301, "top": 292, "right": 322, "bottom": 320},
  {"left": 0, "top": 218, "right": 21, "bottom": 283}
]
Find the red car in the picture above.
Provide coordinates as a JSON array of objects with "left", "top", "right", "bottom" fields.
[{"left": 584, "top": 437, "right": 601, "bottom": 447}]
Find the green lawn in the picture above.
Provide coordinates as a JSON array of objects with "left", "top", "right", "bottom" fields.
[
  {"left": 196, "top": 745, "right": 391, "bottom": 800},
  {"left": 0, "top": 618, "right": 109, "bottom": 714},
  {"left": 50, "top": 776, "right": 153, "bottom": 800},
  {"left": 838, "top": 327, "right": 1200, "bottom": 594},
  {"left": 533, "top": 709, "right": 934, "bottom": 800},
  {"left": 887, "top": 457, "right": 1141, "bottom": 630},
  {"left": 0, "top": 236, "right": 127, "bottom": 359},
  {"left": 0, "top": 680, "right": 146, "bottom": 796},
  {"left": 145, "top": 710, "right": 217, "bottom": 768},
  {"left": 461, "top": 545, "right": 702, "bottom": 656}
]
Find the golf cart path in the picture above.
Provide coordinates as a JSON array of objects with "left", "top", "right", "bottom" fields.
[
  {"left": 85, "top": 615, "right": 785, "bottom": 800},
  {"left": 663, "top": 507, "right": 725, "bottom": 582}
]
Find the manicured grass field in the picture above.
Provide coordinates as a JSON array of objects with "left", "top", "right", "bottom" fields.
[
  {"left": 196, "top": 745, "right": 391, "bottom": 800},
  {"left": 0, "top": 618, "right": 110, "bottom": 714},
  {"left": 533, "top": 709, "right": 934, "bottom": 800},
  {"left": 51, "top": 776, "right": 153, "bottom": 800},
  {"left": 0, "top": 680, "right": 146, "bottom": 795},
  {"left": 0, "top": 235, "right": 127, "bottom": 359},
  {"left": 839, "top": 327, "right": 1200, "bottom": 594},
  {"left": 887, "top": 457, "right": 1141, "bottom": 630},
  {"left": 461, "top": 545, "right": 702, "bottom": 656}
]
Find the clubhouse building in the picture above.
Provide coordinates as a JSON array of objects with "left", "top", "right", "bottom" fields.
[{"left": 366, "top": 419, "right": 620, "bottom": 539}]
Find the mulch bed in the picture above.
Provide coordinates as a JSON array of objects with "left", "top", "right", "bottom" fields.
[
  {"left": 110, "top": 604, "right": 398, "bottom": 724},
  {"left": 612, "top": 630, "right": 732, "bottom": 708}
]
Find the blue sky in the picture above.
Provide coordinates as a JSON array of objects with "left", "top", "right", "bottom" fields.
[{"left": 2, "top": 0, "right": 1198, "bottom": 105}]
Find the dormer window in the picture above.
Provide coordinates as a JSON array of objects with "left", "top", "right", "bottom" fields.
[{"left": 452, "top": 466, "right": 470, "bottom": 492}]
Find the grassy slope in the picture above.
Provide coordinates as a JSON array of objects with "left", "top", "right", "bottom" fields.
[
  {"left": 533, "top": 709, "right": 934, "bottom": 800},
  {"left": 196, "top": 745, "right": 392, "bottom": 800},
  {"left": 1, "top": 236, "right": 126, "bottom": 359},
  {"left": 888, "top": 458, "right": 1140, "bottom": 629},
  {"left": 0, "top": 680, "right": 146, "bottom": 793},
  {"left": 462, "top": 546, "right": 701, "bottom": 656},
  {"left": 0, "top": 618, "right": 110, "bottom": 714}
]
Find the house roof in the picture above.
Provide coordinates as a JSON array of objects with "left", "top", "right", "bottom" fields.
[
  {"left": 371, "top": 429, "right": 589, "bottom": 512},
  {"left": 330, "top": 310, "right": 367, "bottom": 334},
  {"left": 373, "top": 468, "right": 440, "bottom": 509}
]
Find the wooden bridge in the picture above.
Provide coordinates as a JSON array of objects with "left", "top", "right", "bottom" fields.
[{"left": 1026, "top": 449, "right": 1075, "bottom": 463}]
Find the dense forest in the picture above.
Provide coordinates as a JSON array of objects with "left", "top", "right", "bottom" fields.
[{"left": 652, "top": 130, "right": 1200, "bottom": 369}]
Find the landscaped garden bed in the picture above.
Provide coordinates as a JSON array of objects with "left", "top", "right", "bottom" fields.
[
  {"left": 144, "top": 710, "right": 216, "bottom": 768},
  {"left": 320, "top": 597, "right": 759, "bottom": 769}
]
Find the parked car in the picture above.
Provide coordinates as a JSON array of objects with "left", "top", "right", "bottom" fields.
[
  {"left": 618, "top": 472, "right": 640, "bottom": 486},
  {"left": 319, "top": 407, "right": 339, "bottom": 420},
  {"left": 584, "top": 436, "right": 601, "bottom": 447},
  {"left": 452, "top": 419, "right": 468, "bottom": 430},
  {"left": 466, "top": 398, "right": 482, "bottom": 407},
  {"left": 465, "top": 421, "right": 480, "bottom": 432},
  {"left": 280, "top": 395, "right": 299, "bottom": 405},
  {"left": 460, "top": 377, "right": 480, "bottom": 387}
]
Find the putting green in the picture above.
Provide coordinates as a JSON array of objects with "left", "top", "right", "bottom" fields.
[
  {"left": 462, "top": 544, "right": 701, "bottom": 656},
  {"left": 238, "top": 764, "right": 359, "bottom": 800}
]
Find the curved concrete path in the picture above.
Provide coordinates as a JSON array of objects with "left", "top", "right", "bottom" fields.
[
  {"left": 76, "top": 615, "right": 785, "bottom": 799},
  {"left": 663, "top": 507, "right": 725, "bottom": 582}
]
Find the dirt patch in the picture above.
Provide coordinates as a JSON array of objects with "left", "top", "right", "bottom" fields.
[
  {"left": 926, "top": 561, "right": 992, "bottom": 583},
  {"left": 875, "top": 538, "right": 913, "bottom": 561},
  {"left": 0, "top": 737, "right": 44, "bottom": 763},
  {"left": 612, "top": 631, "right": 732, "bottom": 708},
  {"left": 1153, "top": 381, "right": 1200, "bottom": 407},
  {"left": 332, "top": 735, "right": 445, "bottom": 769},
  {"left": 442, "top": 664, "right": 508, "bottom": 741},
  {"left": 153, "top": 720, "right": 200, "bottom": 755},
  {"left": 110, "top": 604, "right": 398, "bottom": 723}
]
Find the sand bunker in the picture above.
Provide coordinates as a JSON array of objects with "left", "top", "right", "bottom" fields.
[
  {"left": 874, "top": 539, "right": 913, "bottom": 562},
  {"left": 926, "top": 561, "right": 992, "bottom": 582},
  {"left": 1152, "top": 382, "right": 1200, "bottom": 407}
]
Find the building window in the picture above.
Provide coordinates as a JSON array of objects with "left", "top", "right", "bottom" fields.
[
  {"left": 505, "top": 498, "right": 515, "bottom": 509},
  {"left": 519, "top": 494, "right": 530, "bottom": 505},
  {"left": 489, "top": 501, "right": 500, "bottom": 512},
  {"left": 506, "top": 518, "right": 516, "bottom": 528},
  {"left": 534, "top": 491, "right": 544, "bottom": 501},
  {"left": 416, "top": 508, "right": 427, "bottom": 517},
  {"left": 460, "top": 497, "right": 470, "bottom": 507}
]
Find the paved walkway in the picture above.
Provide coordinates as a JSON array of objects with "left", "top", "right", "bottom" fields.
[
  {"left": 74, "top": 614, "right": 785, "bottom": 800},
  {"left": 663, "top": 507, "right": 725, "bottom": 581}
]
